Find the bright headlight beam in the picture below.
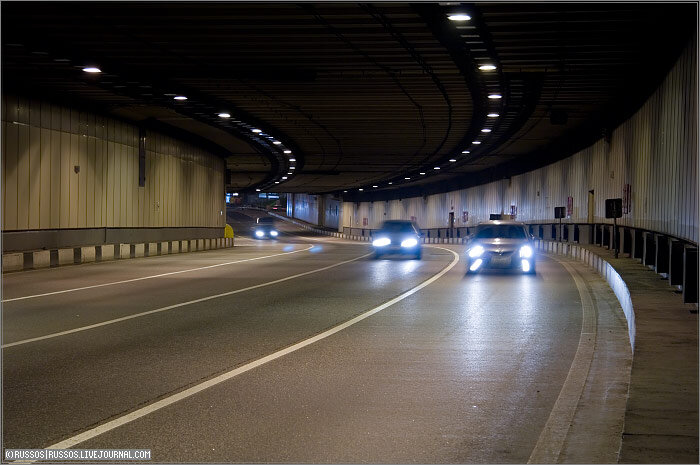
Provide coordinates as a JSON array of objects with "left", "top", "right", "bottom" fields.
[
  {"left": 255, "top": 231, "right": 264, "bottom": 237},
  {"left": 519, "top": 245, "right": 533, "bottom": 258},
  {"left": 372, "top": 238, "right": 390, "bottom": 247},
  {"left": 401, "top": 238, "right": 418, "bottom": 248},
  {"left": 470, "top": 259, "right": 483, "bottom": 271},
  {"left": 270, "top": 230, "right": 279, "bottom": 237},
  {"left": 521, "top": 260, "right": 531, "bottom": 272},
  {"left": 468, "top": 245, "right": 484, "bottom": 258}
]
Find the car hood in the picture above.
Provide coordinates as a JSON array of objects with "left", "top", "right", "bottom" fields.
[
  {"left": 473, "top": 238, "right": 529, "bottom": 252},
  {"left": 373, "top": 232, "right": 418, "bottom": 240}
]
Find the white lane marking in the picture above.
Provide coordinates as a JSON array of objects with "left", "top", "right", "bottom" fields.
[
  {"left": 528, "top": 256, "right": 598, "bottom": 464},
  {"left": 42, "top": 247, "right": 459, "bottom": 450},
  {"left": 2, "top": 251, "right": 372, "bottom": 349},
  {"left": 2, "top": 245, "right": 314, "bottom": 303}
]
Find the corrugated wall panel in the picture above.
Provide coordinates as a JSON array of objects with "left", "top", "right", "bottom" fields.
[
  {"left": 1, "top": 97, "right": 226, "bottom": 232},
  {"left": 341, "top": 39, "right": 697, "bottom": 243}
]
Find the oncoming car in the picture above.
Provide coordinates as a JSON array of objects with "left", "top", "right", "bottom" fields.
[
  {"left": 253, "top": 217, "right": 279, "bottom": 239},
  {"left": 372, "top": 220, "right": 422, "bottom": 259},
  {"left": 465, "top": 221, "right": 536, "bottom": 274}
]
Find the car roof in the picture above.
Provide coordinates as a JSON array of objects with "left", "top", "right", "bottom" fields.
[{"left": 476, "top": 220, "right": 526, "bottom": 226}]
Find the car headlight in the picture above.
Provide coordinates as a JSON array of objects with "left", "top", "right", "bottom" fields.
[
  {"left": 372, "top": 237, "right": 390, "bottom": 247},
  {"left": 468, "top": 245, "right": 484, "bottom": 258},
  {"left": 401, "top": 238, "right": 418, "bottom": 248},
  {"left": 255, "top": 230, "right": 264, "bottom": 237},
  {"left": 270, "top": 230, "right": 279, "bottom": 237},
  {"left": 519, "top": 245, "right": 533, "bottom": 258}
]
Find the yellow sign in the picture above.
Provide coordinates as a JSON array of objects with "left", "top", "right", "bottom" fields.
[{"left": 224, "top": 224, "right": 234, "bottom": 238}]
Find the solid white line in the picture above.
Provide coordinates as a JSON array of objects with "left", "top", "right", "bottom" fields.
[
  {"left": 2, "top": 245, "right": 314, "bottom": 303},
  {"left": 2, "top": 251, "right": 373, "bottom": 349},
  {"left": 527, "top": 256, "right": 598, "bottom": 464},
  {"left": 43, "top": 246, "right": 460, "bottom": 450}
]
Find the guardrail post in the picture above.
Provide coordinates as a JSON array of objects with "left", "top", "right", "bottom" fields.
[
  {"left": 683, "top": 246, "right": 698, "bottom": 304},
  {"left": 655, "top": 235, "right": 669, "bottom": 276},
  {"left": 643, "top": 232, "right": 656, "bottom": 267},
  {"left": 669, "top": 239, "right": 685, "bottom": 286},
  {"left": 633, "top": 229, "right": 644, "bottom": 260},
  {"left": 578, "top": 224, "right": 591, "bottom": 244}
]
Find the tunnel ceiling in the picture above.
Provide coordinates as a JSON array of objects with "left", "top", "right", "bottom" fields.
[{"left": 2, "top": 2, "right": 695, "bottom": 198}]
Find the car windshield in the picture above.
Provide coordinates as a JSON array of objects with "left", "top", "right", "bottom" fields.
[
  {"left": 380, "top": 222, "right": 415, "bottom": 234},
  {"left": 475, "top": 225, "right": 527, "bottom": 239},
  {"left": 257, "top": 217, "right": 274, "bottom": 224}
]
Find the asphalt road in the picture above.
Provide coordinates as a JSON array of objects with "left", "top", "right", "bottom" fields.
[{"left": 2, "top": 217, "right": 596, "bottom": 463}]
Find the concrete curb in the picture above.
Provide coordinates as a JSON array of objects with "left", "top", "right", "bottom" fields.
[
  {"left": 536, "top": 240, "right": 635, "bottom": 350},
  {"left": 2, "top": 237, "right": 235, "bottom": 273}
]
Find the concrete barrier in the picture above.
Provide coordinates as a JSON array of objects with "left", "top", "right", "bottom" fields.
[{"left": 3, "top": 236, "right": 234, "bottom": 273}]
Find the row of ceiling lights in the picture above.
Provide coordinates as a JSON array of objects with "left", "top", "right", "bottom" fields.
[
  {"left": 81, "top": 65, "right": 295, "bottom": 190},
  {"left": 346, "top": 10, "right": 502, "bottom": 195}
]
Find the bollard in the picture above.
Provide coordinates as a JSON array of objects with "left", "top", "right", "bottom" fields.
[
  {"left": 683, "top": 246, "right": 698, "bottom": 304},
  {"left": 669, "top": 239, "right": 685, "bottom": 286}
]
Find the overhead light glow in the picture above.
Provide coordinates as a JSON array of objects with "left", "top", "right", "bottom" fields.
[
  {"left": 255, "top": 189, "right": 261, "bottom": 192},
  {"left": 251, "top": 128, "right": 262, "bottom": 133},
  {"left": 290, "top": 166, "right": 296, "bottom": 169},
  {"left": 488, "top": 94, "right": 502, "bottom": 99},
  {"left": 420, "top": 172, "right": 426, "bottom": 175},
  {"left": 289, "top": 158, "right": 296, "bottom": 162},
  {"left": 472, "top": 141, "right": 482, "bottom": 145},
  {"left": 273, "top": 141, "right": 282, "bottom": 145},
  {"left": 372, "top": 185, "right": 378, "bottom": 188},
  {"left": 481, "top": 128, "right": 492, "bottom": 133},
  {"left": 487, "top": 113, "right": 500, "bottom": 118},
  {"left": 82, "top": 67, "right": 101, "bottom": 73},
  {"left": 448, "top": 14, "right": 471, "bottom": 21},
  {"left": 388, "top": 182, "right": 393, "bottom": 185},
  {"left": 343, "top": 190, "right": 348, "bottom": 193},
  {"left": 173, "top": 95, "right": 187, "bottom": 100},
  {"left": 462, "top": 150, "right": 471, "bottom": 154},
  {"left": 275, "top": 181, "right": 280, "bottom": 184},
  {"left": 359, "top": 188, "right": 364, "bottom": 191},
  {"left": 405, "top": 177, "right": 411, "bottom": 180},
  {"left": 282, "top": 176, "right": 288, "bottom": 180},
  {"left": 479, "top": 64, "right": 497, "bottom": 71},
  {"left": 284, "top": 150, "right": 292, "bottom": 154},
  {"left": 434, "top": 166, "right": 441, "bottom": 170},
  {"left": 449, "top": 159, "right": 456, "bottom": 162},
  {"left": 218, "top": 113, "right": 231, "bottom": 118}
]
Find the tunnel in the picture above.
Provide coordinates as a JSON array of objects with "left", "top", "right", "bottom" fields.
[{"left": 1, "top": 3, "right": 698, "bottom": 464}]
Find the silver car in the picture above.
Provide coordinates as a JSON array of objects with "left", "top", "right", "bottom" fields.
[{"left": 465, "top": 221, "right": 536, "bottom": 274}]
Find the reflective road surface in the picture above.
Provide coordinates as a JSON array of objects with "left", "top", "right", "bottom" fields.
[{"left": 2, "top": 215, "right": 630, "bottom": 463}]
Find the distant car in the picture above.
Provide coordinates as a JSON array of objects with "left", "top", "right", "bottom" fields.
[
  {"left": 253, "top": 217, "right": 279, "bottom": 239},
  {"left": 372, "top": 220, "right": 422, "bottom": 259},
  {"left": 465, "top": 221, "right": 536, "bottom": 274}
]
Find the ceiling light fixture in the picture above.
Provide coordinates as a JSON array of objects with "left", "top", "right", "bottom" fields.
[
  {"left": 420, "top": 172, "right": 426, "bottom": 175},
  {"left": 251, "top": 128, "right": 262, "bottom": 133},
  {"left": 289, "top": 158, "right": 296, "bottom": 162},
  {"left": 479, "top": 64, "right": 497, "bottom": 71},
  {"left": 448, "top": 14, "right": 471, "bottom": 21},
  {"left": 462, "top": 150, "right": 471, "bottom": 154},
  {"left": 283, "top": 150, "right": 292, "bottom": 154},
  {"left": 388, "top": 182, "right": 393, "bottom": 185},
  {"left": 372, "top": 185, "right": 378, "bottom": 188},
  {"left": 82, "top": 67, "right": 101, "bottom": 73},
  {"left": 487, "top": 113, "right": 500, "bottom": 118},
  {"left": 405, "top": 177, "right": 411, "bottom": 180},
  {"left": 275, "top": 181, "right": 280, "bottom": 184},
  {"left": 256, "top": 189, "right": 261, "bottom": 192},
  {"left": 173, "top": 95, "right": 187, "bottom": 100},
  {"left": 449, "top": 159, "right": 457, "bottom": 162},
  {"left": 282, "top": 176, "right": 288, "bottom": 180},
  {"left": 218, "top": 113, "right": 231, "bottom": 118},
  {"left": 488, "top": 94, "right": 502, "bottom": 99},
  {"left": 472, "top": 141, "right": 482, "bottom": 145},
  {"left": 273, "top": 141, "right": 282, "bottom": 145},
  {"left": 290, "top": 166, "right": 296, "bottom": 169},
  {"left": 481, "top": 128, "right": 491, "bottom": 133},
  {"left": 434, "top": 167, "right": 441, "bottom": 170},
  {"left": 359, "top": 188, "right": 364, "bottom": 191}
]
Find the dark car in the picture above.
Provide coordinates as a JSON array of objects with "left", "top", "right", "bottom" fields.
[
  {"left": 465, "top": 221, "right": 536, "bottom": 274},
  {"left": 372, "top": 220, "right": 422, "bottom": 259},
  {"left": 253, "top": 217, "right": 279, "bottom": 239}
]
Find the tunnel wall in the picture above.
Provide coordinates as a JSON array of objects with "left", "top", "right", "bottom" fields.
[
  {"left": 2, "top": 96, "right": 227, "bottom": 251},
  {"left": 288, "top": 193, "right": 342, "bottom": 230},
  {"left": 342, "top": 39, "right": 697, "bottom": 243}
]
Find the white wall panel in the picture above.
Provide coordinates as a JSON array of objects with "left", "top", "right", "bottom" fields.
[{"left": 1, "top": 97, "right": 226, "bottom": 232}]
